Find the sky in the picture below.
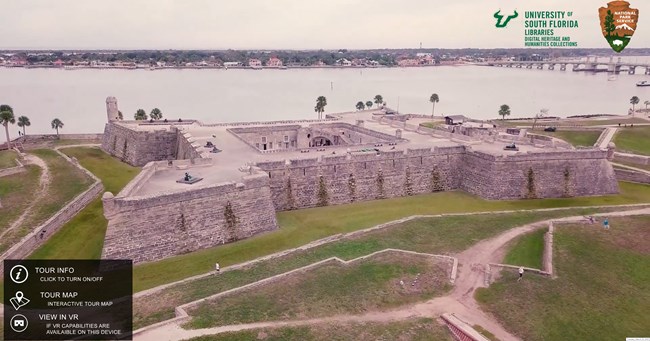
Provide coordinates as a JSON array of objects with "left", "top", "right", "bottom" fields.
[{"left": 1, "top": 0, "right": 649, "bottom": 50}]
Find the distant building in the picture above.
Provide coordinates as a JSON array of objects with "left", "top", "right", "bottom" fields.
[
  {"left": 444, "top": 115, "right": 468, "bottom": 125},
  {"left": 249, "top": 59, "right": 262, "bottom": 68},
  {"left": 223, "top": 61, "right": 241, "bottom": 67},
  {"left": 267, "top": 57, "right": 283, "bottom": 68},
  {"left": 313, "top": 60, "right": 327, "bottom": 67},
  {"left": 53, "top": 59, "right": 64, "bottom": 67},
  {"left": 335, "top": 58, "right": 352, "bottom": 67},
  {"left": 397, "top": 59, "right": 419, "bottom": 67},
  {"left": 419, "top": 55, "right": 434, "bottom": 65}
]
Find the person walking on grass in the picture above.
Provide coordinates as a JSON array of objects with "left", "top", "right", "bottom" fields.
[
  {"left": 603, "top": 218, "right": 610, "bottom": 230},
  {"left": 518, "top": 267, "right": 524, "bottom": 282},
  {"left": 215, "top": 262, "right": 220, "bottom": 274}
]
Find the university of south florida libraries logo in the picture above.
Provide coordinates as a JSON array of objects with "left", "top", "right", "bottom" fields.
[
  {"left": 599, "top": 1, "right": 639, "bottom": 52},
  {"left": 494, "top": 10, "right": 519, "bottom": 28}
]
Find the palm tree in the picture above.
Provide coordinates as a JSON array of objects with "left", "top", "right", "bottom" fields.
[
  {"left": 51, "top": 118, "right": 64, "bottom": 138},
  {"left": 499, "top": 104, "right": 511, "bottom": 120},
  {"left": 366, "top": 101, "right": 373, "bottom": 109},
  {"left": 0, "top": 105, "right": 16, "bottom": 149},
  {"left": 645, "top": 100, "right": 650, "bottom": 110},
  {"left": 429, "top": 93, "right": 440, "bottom": 118},
  {"left": 150, "top": 108, "right": 163, "bottom": 120},
  {"left": 134, "top": 109, "right": 148, "bottom": 120},
  {"left": 315, "top": 96, "right": 327, "bottom": 119},
  {"left": 630, "top": 96, "right": 640, "bottom": 112},
  {"left": 17, "top": 116, "right": 31, "bottom": 136},
  {"left": 356, "top": 101, "right": 365, "bottom": 111},
  {"left": 374, "top": 95, "right": 384, "bottom": 107}
]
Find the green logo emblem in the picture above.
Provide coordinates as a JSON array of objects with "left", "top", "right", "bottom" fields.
[{"left": 494, "top": 10, "right": 519, "bottom": 28}]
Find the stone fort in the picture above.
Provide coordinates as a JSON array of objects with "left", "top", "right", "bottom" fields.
[{"left": 100, "top": 97, "right": 619, "bottom": 263}]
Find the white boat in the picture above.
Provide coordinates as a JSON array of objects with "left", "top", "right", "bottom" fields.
[{"left": 637, "top": 81, "right": 650, "bottom": 87}]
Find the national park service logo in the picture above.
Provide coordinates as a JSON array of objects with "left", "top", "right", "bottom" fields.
[{"left": 599, "top": 1, "right": 639, "bottom": 53}]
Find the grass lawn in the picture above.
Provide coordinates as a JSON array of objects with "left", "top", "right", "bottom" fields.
[
  {"left": 614, "top": 126, "right": 650, "bottom": 156},
  {"left": 185, "top": 252, "right": 451, "bottom": 328},
  {"left": 530, "top": 129, "right": 603, "bottom": 147},
  {"left": 0, "top": 150, "right": 18, "bottom": 169},
  {"left": 133, "top": 181, "right": 650, "bottom": 293},
  {"left": 52, "top": 139, "right": 101, "bottom": 146},
  {"left": 502, "top": 228, "right": 545, "bottom": 269},
  {"left": 476, "top": 216, "right": 650, "bottom": 341},
  {"left": 133, "top": 208, "right": 627, "bottom": 329},
  {"left": 0, "top": 165, "right": 41, "bottom": 233},
  {"left": 186, "top": 318, "right": 453, "bottom": 341},
  {"left": 502, "top": 117, "right": 647, "bottom": 128},
  {"left": 28, "top": 147, "right": 140, "bottom": 260},
  {"left": 419, "top": 122, "right": 443, "bottom": 129},
  {"left": 0, "top": 149, "right": 93, "bottom": 254}
]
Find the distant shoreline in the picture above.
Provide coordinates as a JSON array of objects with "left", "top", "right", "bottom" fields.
[{"left": 0, "top": 63, "right": 468, "bottom": 71}]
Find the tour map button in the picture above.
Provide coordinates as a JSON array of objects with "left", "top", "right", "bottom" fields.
[{"left": 3, "top": 260, "right": 133, "bottom": 340}]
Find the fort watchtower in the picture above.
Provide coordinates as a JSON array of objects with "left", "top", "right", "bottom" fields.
[{"left": 106, "top": 96, "right": 119, "bottom": 121}]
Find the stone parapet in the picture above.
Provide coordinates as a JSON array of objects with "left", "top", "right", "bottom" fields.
[{"left": 101, "top": 171, "right": 278, "bottom": 264}]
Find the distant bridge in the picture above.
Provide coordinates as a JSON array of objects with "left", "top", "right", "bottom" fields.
[{"left": 482, "top": 56, "right": 650, "bottom": 75}]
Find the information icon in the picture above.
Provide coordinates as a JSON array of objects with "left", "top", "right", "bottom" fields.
[
  {"left": 9, "top": 265, "right": 29, "bottom": 284},
  {"left": 10, "top": 291, "right": 30, "bottom": 310},
  {"left": 10, "top": 314, "right": 29, "bottom": 333}
]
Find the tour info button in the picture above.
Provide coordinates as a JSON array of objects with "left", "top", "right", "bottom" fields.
[{"left": 4, "top": 260, "right": 132, "bottom": 340}]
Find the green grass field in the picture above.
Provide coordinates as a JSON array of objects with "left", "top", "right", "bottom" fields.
[
  {"left": 614, "top": 126, "right": 650, "bottom": 156},
  {"left": 52, "top": 139, "right": 102, "bottom": 146},
  {"left": 0, "top": 149, "right": 18, "bottom": 169},
  {"left": 0, "top": 165, "right": 40, "bottom": 233},
  {"left": 28, "top": 147, "right": 139, "bottom": 259},
  {"left": 502, "top": 117, "right": 647, "bottom": 128},
  {"left": 419, "top": 121, "right": 443, "bottom": 129},
  {"left": 186, "top": 318, "right": 452, "bottom": 341},
  {"left": 133, "top": 208, "right": 628, "bottom": 329},
  {"left": 531, "top": 129, "right": 603, "bottom": 147},
  {"left": 132, "top": 181, "right": 650, "bottom": 292},
  {"left": 0, "top": 149, "right": 92, "bottom": 254},
  {"left": 476, "top": 216, "right": 650, "bottom": 340},
  {"left": 185, "top": 252, "right": 450, "bottom": 328},
  {"left": 503, "top": 229, "right": 545, "bottom": 269}
]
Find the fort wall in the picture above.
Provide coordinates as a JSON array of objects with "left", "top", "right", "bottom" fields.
[
  {"left": 460, "top": 149, "right": 619, "bottom": 199},
  {"left": 256, "top": 146, "right": 466, "bottom": 211},
  {"left": 256, "top": 147, "right": 619, "bottom": 210},
  {"left": 101, "top": 171, "right": 278, "bottom": 263},
  {"left": 101, "top": 123, "right": 178, "bottom": 166},
  {"left": 614, "top": 168, "right": 650, "bottom": 184},
  {"left": 101, "top": 122, "right": 206, "bottom": 166}
]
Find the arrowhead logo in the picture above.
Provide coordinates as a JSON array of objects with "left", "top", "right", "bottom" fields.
[{"left": 599, "top": 1, "right": 639, "bottom": 53}]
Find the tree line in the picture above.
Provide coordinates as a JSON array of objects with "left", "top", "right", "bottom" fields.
[{"left": 0, "top": 104, "right": 64, "bottom": 148}]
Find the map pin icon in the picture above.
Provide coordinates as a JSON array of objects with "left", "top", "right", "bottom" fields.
[{"left": 15, "top": 291, "right": 23, "bottom": 303}]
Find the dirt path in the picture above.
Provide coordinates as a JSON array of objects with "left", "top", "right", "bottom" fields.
[
  {"left": 0, "top": 153, "right": 51, "bottom": 240},
  {"left": 135, "top": 208, "right": 650, "bottom": 341}
]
